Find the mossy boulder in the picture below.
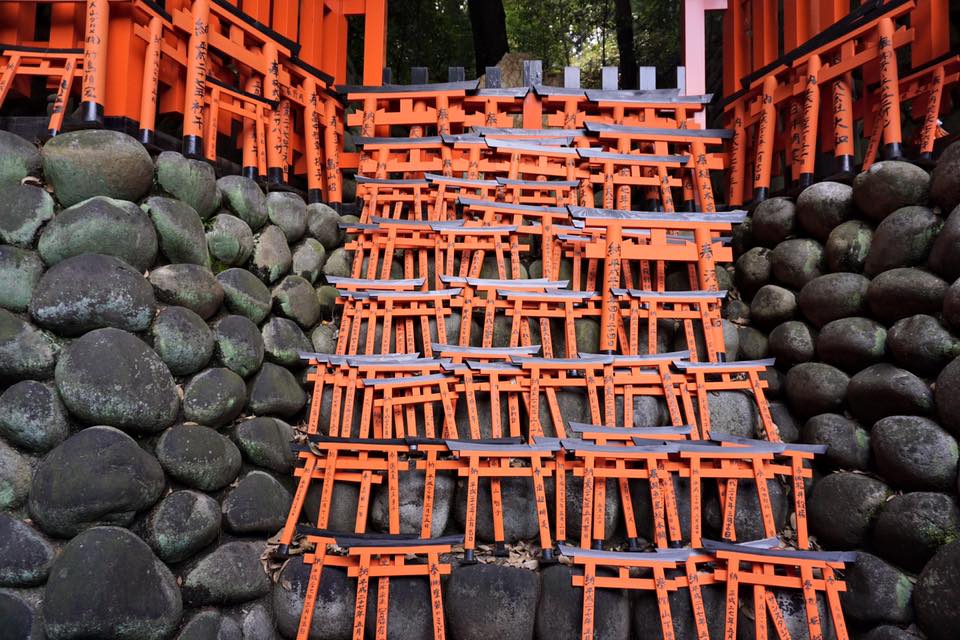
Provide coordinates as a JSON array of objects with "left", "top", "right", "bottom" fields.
[
  {"left": 0, "top": 184, "right": 54, "bottom": 247},
  {"left": 142, "top": 196, "right": 210, "bottom": 267},
  {"left": 155, "top": 151, "right": 221, "bottom": 219},
  {"left": 30, "top": 253, "right": 156, "bottom": 336},
  {"left": 0, "top": 130, "right": 40, "bottom": 187},
  {"left": 38, "top": 196, "right": 158, "bottom": 272},
  {"left": 54, "top": 327, "right": 179, "bottom": 433},
  {"left": 41, "top": 130, "right": 153, "bottom": 206}
]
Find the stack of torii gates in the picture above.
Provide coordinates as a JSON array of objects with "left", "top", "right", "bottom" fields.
[
  {"left": 276, "top": 70, "right": 857, "bottom": 640},
  {"left": 0, "top": 0, "right": 366, "bottom": 202},
  {"left": 723, "top": 0, "right": 958, "bottom": 204}
]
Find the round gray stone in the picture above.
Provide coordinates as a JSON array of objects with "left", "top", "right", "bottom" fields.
[
  {"left": 735, "top": 246, "right": 771, "bottom": 298},
  {"left": 266, "top": 192, "right": 307, "bottom": 242},
  {"left": 0, "top": 309, "right": 59, "bottom": 380},
  {"left": 262, "top": 316, "right": 313, "bottom": 367},
  {"left": 634, "top": 583, "right": 725, "bottom": 640},
  {"left": 272, "top": 275, "right": 321, "bottom": 328},
  {"left": 861, "top": 626, "right": 923, "bottom": 640},
  {"left": 322, "top": 247, "right": 352, "bottom": 278},
  {"left": 768, "top": 320, "right": 817, "bottom": 367},
  {"left": 0, "top": 245, "right": 44, "bottom": 312},
  {"left": 232, "top": 417, "right": 295, "bottom": 473},
  {"left": 361, "top": 576, "right": 441, "bottom": 640},
  {"left": 886, "top": 314, "right": 960, "bottom": 375},
  {"left": 737, "top": 325, "right": 769, "bottom": 360},
  {"left": 291, "top": 237, "right": 326, "bottom": 283},
  {"left": 749, "top": 284, "right": 797, "bottom": 328},
  {"left": 155, "top": 151, "right": 221, "bottom": 219},
  {"left": 771, "top": 238, "right": 825, "bottom": 289},
  {"left": 536, "top": 564, "right": 630, "bottom": 640},
  {"left": 0, "top": 440, "right": 31, "bottom": 510},
  {"left": 217, "top": 176, "right": 267, "bottom": 231},
  {"left": 785, "top": 362, "right": 849, "bottom": 417},
  {"left": 178, "top": 611, "right": 242, "bottom": 640},
  {"left": 316, "top": 285, "right": 339, "bottom": 318},
  {"left": 251, "top": 225, "right": 292, "bottom": 284},
  {"left": 935, "top": 356, "right": 960, "bottom": 435},
  {"left": 139, "top": 489, "right": 221, "bottom": 564},
  {"left": 41, "top": 130, "right": 154, "bottom": 207},
  {"left": 150, "top": 306, "right": 214, "bottom": 376},
  {"left": 868, "top": 268, "right": 949, "bottom": 324},
  {"left": 769, "top": 400, "right": 799, "bottom": 442},
  {"left": 816, "top": 316, "right": 887, "bottom": 372},
  {"left": 797, "top": 272, "right": 870, "bottom": 328},
  {"left": 808, "top": 471, "right": 891, "bottom": 549},
  {"left": 865, "top": 206, "right": 941, "bottom": 276},
  {"left": 55, "top": 327, "right": 179, "bottom": 432},
  {"left": 28, "top": 426, "right": 165, "bottom": 537},
  {"left": 796, "top": 181, "right": 853, "bottom": 240},
  {"left": 180, "top": 540, "right": 270, "bottom": 606},
  {"left": 914, "top": 540, "right": 960, "bottom": 640},
  {"left": 217, "top": 268, "right": 272, "bottom": 324},
  {"left": 722, "top": 297, "right": 750, "bottom": 324},
  {"left": 0, "top": 513, "right": 54, "bottom": 587},
  {"left": 214, "top": 315, "right": 265, "bottom": 378},
  {"left": 207, "top": 213, "right": 255, "bottom": 267},
  {"left": 306, "top": 202, "right": 343, "bottom": 250},
  {"left": 142, "top": 196, "right": 210, "bottom": 267},
  {"left": 155, "top": 424, "right": 242, "bottom": 491},
  {"left": 273, "top": 559, "right": 354, "bottom": 640},
  {"left": 148, "top": 263, "right": 224, "bottom": 319},
  {"left": 38, "top": 196, "right": 158, "bottom": 272},
  {"left": 182, "top": 367, "right": 247, "bottom": 427},
  {"left": 751, "top": 197, "right": 797, "bottom": 247},
  {"left": 0, "top": 130, "right": 40, "bottom": 187},
  {"left": 42, "top": 526, "right": 182, "bottom": 639},
  {"left": 847, "top": 364, "right": 933, "bottom": 426},
  {"left": 929, "top": 204, "right": 960, "bottom": 281},
  {"left": 825, "top": 219, "right": 873, "bottom": 273},
  {"left": 840, "top": 552, "right": 914, "bottom": 625},
  {"left": 453, "top": 477, "right": 540, "bottom": 543},
  {"left": 30, "top": 253, "right": 155, "bottom": 336},
  {"left": 873, "top": 492, "right": 960, "bottom": 573},
  {"left": 301, "top": 480, "right": 365, "bottom": 533},
  {"left": 931, "top": 140, "right": 960, "bottom": 212},
  {"left": 221, "top": 470, "right": 291, "bottom": 534},
  {"left": 445, "top": 564, "right": 540, "bottom": 640},
  {"left": 1, "top": 592, "right": 43, "bottom": 640},
  {"left": 0, "top": 380, "right": 70, "bottom": 453},
  {"left": 0, "top": 184, "right": 54, "bottom": 247},
  {"left": 801, "top": 413, "right": 870, "bottom": 470},
  {"left": 852, "top": 161, "right": 931, "bottom": 222},
  {"left": 310, "top": 323, "right": 337, "bottom": 354},
  {"left": 703, "top": 390, "right": 760, "bottom": 438},
  {"left": 703, "top": 477, "right": 788, "bottom": 541},
  {"left": 944, "top": 277, "right": 960, "bottom": 331},
  {"left": 246, "top": 363, "right": 305, "bottom": 418},
  {"left": 872, "top": 416, "right": 958, "bottom": 491},
  {"left": 370, "top": 469, "right": 455, "bottom": 538}
]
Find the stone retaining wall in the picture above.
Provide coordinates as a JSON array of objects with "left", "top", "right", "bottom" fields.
[{"left": 1, "top": 125, "right": 959, "bottom": 639}]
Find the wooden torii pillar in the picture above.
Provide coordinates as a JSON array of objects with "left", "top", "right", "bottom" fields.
[
  {"left": 682, "top": 0, "right": 727, "bottom": 127},
  {"left": 340, "top": 0, "right": 387, "bottom": 86}
]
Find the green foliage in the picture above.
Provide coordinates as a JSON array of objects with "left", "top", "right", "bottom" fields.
[{"left": 352, "top": 0, "right": 681, "bottom": 87}]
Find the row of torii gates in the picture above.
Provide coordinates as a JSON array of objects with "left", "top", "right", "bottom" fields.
[
  {"left": 0, "top": 0, "right": 955, "bottom": 206},
  {"left": 1, "top": 1, "right": 954, "bottom": 638}
]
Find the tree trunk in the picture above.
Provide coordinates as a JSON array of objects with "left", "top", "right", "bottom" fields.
[
  {"left": 467, "top": 0, "right": 509, "bottom": 76},
  {"left": 613, "top": 0, "right": 638, "bottom": 89}
]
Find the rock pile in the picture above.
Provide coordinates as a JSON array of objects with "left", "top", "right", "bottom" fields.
[
  {"left": 0, "top": 129, "right": 352, "bottom": 639},
  {"left": 3, "top": 122, "right": 960, "bottom": 639},
  {"left": 729, "top": 145, "right": 960, "bottom": 640}
]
